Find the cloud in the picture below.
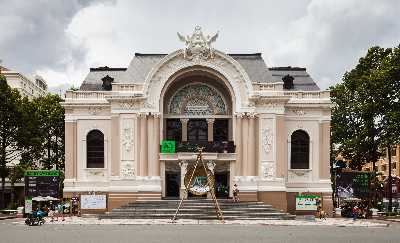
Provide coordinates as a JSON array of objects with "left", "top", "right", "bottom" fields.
[
  {"left": 1, "top": 0, "right": 399, "bottom": 90},
  {"left": 0, "top": 0, "right": 107, "bottom": 86}
]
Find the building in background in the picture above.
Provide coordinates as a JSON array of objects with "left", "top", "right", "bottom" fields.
[
  {"left": 62, "top": 27, "right": 332, "bottom": 214},
  {"left": 363, "top": 145, "right": 400, "bottom": 178},
  {"left": 0, "top": 65, "right": 48, "bottom": 98}
]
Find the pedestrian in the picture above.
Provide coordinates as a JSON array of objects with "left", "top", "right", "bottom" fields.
[
  {"left": 352, "top": 205, "right": 359, "bottom": 221},
  {"left": 57, "top": 201, "right": 65, "bottom": 221},
  {"left": 233, "top": 184, "right": 239, "bottom": 202}
]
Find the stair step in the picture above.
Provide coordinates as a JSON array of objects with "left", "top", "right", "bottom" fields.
[{"left": 100, "top": 199, "right": 294, "bottom": 220}]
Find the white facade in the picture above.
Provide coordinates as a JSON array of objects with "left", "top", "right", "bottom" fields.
[{"left": 62, "top": 27, "right": 332, "bottom": 213}]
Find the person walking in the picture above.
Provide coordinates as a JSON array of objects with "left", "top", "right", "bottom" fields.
[
  {"left": 233, "top": 184, "right": 240, "bottom": 202},
  {"left": 57, "top": 201, "right": 65, "bottom": 221}
]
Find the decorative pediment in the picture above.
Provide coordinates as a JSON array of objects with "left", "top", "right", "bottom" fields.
[{"left": 177, "top": 26, "right": 219, "bottom": 60}]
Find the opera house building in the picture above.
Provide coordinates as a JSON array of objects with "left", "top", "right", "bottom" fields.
[{"left": 62, "top": 27, "right": 332, "bottom": 214}]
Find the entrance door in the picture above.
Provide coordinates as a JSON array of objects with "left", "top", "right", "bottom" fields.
[
  {"left": 215, "top": 172, "right": 229, "bottom": 198},
  {"left": 165, "top": 172, "right": 180, "bottom": 198}
]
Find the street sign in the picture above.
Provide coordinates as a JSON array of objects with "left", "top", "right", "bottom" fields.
[
  {"left": 24, "top": 170, "right": 60, "bottom": 198},
  {"left": 161, "top": 140, "right": 176, "bottom": 153}
]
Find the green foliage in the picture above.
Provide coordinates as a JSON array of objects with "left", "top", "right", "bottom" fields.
[
  {"left": 331, "top": 45, "right": 400, "bottom": 170},
  {"left": 0, "top": 74, "right": 65, "bottom": 208},
  {"left": 32, "top": 94, "right": 65, "bottom": 169}
]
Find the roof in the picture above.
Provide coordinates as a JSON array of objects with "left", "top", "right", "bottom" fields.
[
  {"left": 268, "top": 66, "right": 320, "bottom": 91},
  {"left": 80, "top": 67, "right": 127, "bottom": 91},
  {"left": 79, "top": 53, "right": 319, "bottom": 91}
]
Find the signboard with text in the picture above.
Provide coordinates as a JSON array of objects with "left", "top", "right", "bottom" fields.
[
  {"left": 295, "top": 195, "right": 320, "bottom": 211},
  {"left": 81, "top": 195, "right": 107, "bottom": 209},
  {"left": 336, "top": 171, "right": 371, "bottom": 198},
  {"left": 24, "top": 170, "right": 60, "bottom": 198}
]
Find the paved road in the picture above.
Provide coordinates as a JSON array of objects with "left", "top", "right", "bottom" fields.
[{"left": 1, "top": 219, "right": 399, "bottom": 243}]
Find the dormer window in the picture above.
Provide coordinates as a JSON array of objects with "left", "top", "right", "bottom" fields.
[
  {"left": 282, "top": 74, "right": 294, "bottom": 89},
  {"left": 101, "top": 75, "right": 114, "bottom": 91}
]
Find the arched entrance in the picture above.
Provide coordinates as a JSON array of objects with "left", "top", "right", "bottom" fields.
[{"left": 161, "top": 69, "right": 234, "bottom": 199}]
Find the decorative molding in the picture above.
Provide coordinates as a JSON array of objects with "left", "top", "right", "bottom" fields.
[
  {"left": 261, "top": 161, "right": 275, "bottom": 179},
  {"left": 288, "top": 169, "right": 312, "bottom": 183},
  {"left": 262, "top": 128, "right": 273, "bottom": 154},
  {"left": 121, "top": 122, "right": 133, "bottom": 153},
  {"left": 292, "top": 108, "right": 306, "bottom": 116},
  {"left": 207, "top": 160, "right": 216, "bottom": 174},
  {"left": 120, "top": 160, "right": 135, "bottom": 178}
]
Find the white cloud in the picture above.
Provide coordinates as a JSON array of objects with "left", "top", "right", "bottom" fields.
[{"left": 1, "top": 0, "right": 399, "bottom": 90}]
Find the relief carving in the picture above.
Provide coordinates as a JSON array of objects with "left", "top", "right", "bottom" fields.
[{"left": 262, "top": 128, "right": 273, "bottom": 154}]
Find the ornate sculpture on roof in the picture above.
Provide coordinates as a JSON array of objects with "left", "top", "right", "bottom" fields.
[{"left": 177, "top": 26, "right": 219, "bottom": 60}]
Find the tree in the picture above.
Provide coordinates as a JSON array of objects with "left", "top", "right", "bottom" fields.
[
  {"left": 0, "top": 75, "right": 23, "bottom": 209},
  {"left": 33, "top": 94, "right": 65, "bottom": 170},
  {"left": 331, "top": 46, "right": 394, "bottom": 169},
  {"left": 331, "top": 45, "right": 400, "bottom": 209}
]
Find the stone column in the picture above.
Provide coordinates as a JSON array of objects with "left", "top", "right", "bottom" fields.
[
  {"left": 241, "top": 115, "right": 249, "bottom": 176},
  {"left": 111, "top": 115, "right": 120, "bottom": 176},
  {"left": 154, "top": 114, "right": 161, "bottom": 176},
  {"left": 207, "top": 160, "right": 216, "bottom": 199},
  {"left": 319, "top": 121, "right": 330, "bottom": 180},
  {"left": 65, "top": 120, "right": 77, "bottom": 180},
  {"left": 160, "top": 160, "right": 166, "bottom": 197},
  {"left": 248, "top": 114, "right": 256, "bottom": 176},
  {"left": 235, "top": 114, "right": 242, "bottom": 175},
  {"left": 179, "top": 161, "right": 188, "bottom": 199},
  {"left": 229, "top": 160, "right": 235, "bottom": 197},
  {"left": 228, "top": 118, "right": 233, "bottom": 141},
  {"left": 139, "top": 114, "right": 148, "bottom": 176},
  {"left": 147, "top": 115, "right": 154, "bottom": 176},
  {"left": 206, "top": 118, "right": 215, "bottom": 142},
  {"left": 180, "top": 118, "right": 189, "bottom": 142}
]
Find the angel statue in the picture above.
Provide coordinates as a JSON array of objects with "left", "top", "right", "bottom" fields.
[{"left": 177, "top": 26, "right": 219, "bottom": 60}]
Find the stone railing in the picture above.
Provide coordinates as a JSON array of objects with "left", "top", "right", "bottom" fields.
[
  {"left": 65, "top": 91, "right": 108, "bottom": 100},
  {"left": 112, "top": 83, "right": 144, "bottom": 92},
  {"left": 252, "top": 82, "right": 283, "bottom": 91},
  {"left": 284, "top": 90, "right": 330, "bottom": 99}
]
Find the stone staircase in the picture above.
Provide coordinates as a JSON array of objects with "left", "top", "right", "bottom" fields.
[{"left": 99, "top": 199, "right": 295, "bottom": 220}]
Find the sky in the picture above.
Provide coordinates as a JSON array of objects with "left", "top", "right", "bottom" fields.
[{"left": 0, "top": 0, "right": 399, "bottom": 93}]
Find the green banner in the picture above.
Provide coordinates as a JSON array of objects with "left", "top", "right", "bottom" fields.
[
  {"left": 24, "top": 170, "right": 60, "bottom": 177},
  {"left": 161, "top": 140, "right": 176, "bottom": 153}
]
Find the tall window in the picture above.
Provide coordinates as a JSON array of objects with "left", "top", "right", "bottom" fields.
[
  {"left": 290, "top": 130, "right": 310, "bottom": 169},
  {"left": 213, "top": 119, "right": 228, "bottom": 141},
  {"left": 87, "top": 130, "right": 104, "bottom": 168},
  {"left": 188, "top": 119, "right": 208, "bottom": 142},
  {"left": 166, "top": 119, "right": 182, "bottom": 142}
]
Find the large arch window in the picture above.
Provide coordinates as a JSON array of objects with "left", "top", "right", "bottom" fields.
[
  {"left": 86, "top": 130, "right": 104, "bottom": 168},
  {"left": 290, "top": 130, "right": 310, "bottom": 169}
]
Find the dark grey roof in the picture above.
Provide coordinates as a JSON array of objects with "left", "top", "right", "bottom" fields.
[
  {"left": 80, "top": 67, "right": 127, "bottom": 91},
  {"left": 79, "top": 53, "right": 319, "bottom": 91},
  {"left": 120, "top": 53, "right": 272, "bottom": 84},
  {"left": 229, "top": 53, "right": 272, "bottom": 82},
  {"left": 268, "top": 66, "right": 320, "bottom": 91}
]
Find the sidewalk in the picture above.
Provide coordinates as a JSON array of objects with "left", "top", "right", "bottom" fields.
[
  {"left": 0, "top": 215, "right": 16, "bottom": 220},
  {"left": 12, "top": 217, "right": 389, "bottom": 227}
]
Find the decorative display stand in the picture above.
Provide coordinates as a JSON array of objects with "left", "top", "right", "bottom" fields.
[{"left": 171, "top": 148, "right": 224, "bottom": 222}]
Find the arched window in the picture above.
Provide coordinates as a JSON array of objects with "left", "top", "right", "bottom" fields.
[
  {"left": 86, "top": 130, "right": 104, "bottom": 168},
  {"left": 290, "top": 130, "right": 310, "bottom": 169}
]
